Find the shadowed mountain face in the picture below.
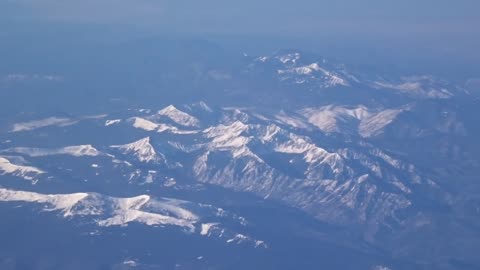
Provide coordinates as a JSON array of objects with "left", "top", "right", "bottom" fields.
[{"left": 0, "top": 38, "right": 479, "bottom": 270}]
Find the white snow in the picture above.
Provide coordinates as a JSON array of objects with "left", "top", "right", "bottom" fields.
[
  {"left": 204, "top": 121, "right": 249, "bottom": 147},
  {"left": 256, "top": 56, "right": 269, "bottom": 62},
  {"left": 0, "top": 156, "right": 45, "bottom": 181},
  {"left": 132, "top": 117, "right": 159, "bottom": 131},
  {"left": 373, "top": 76, "right": 454, "bottom": 99},
  {"left": 226, "top": 234, "right": 248, "bottom": 243},
  {"left": 11, "top": 117, "right": 77, "bottom": 132},
  {"left": 0, "top": 188, "right": 197, "bottom": 230},
  {"left": 299, "top": 105, "right": 403, "bottom": 137},
  {"left": 157, "top": 105, "right": 200, "bottom": 127},
  {"left": 105, "top": 119, "right": 121, "bottom": 126},
  {"left": 111, "top": 137, "right": 161, "bottom": 163},
  {"left": 123, "top": 260, "right": 138, "bottom": 267},
  {"left": 197, "top": 101, "right": 213, "bottom": 112},
  {"left": 145, "top": 170, "right": 156, "bottom": 184},
  {"left": 276, "top": 53, "right": 301, "bottom": 65},
  {"left": 110, "top": 196, "right": 192, "bottom": 228},
  {"left": 0, "top": 188, "right": 88, "bottom": 216},
  {"left": 97, "top": 195, "right": 195, "bottom": 230},
  {"left": 131, "top": 117, "right": 199, "bottom": 134},
  {"left": 261, "top": 125, "right": 281, "bottom": 142},
  {"left": 151, "top": 198, "right": 199, "bottom": 221},
  {"left": 277, "top": 62, "right": 350, "bottom": 87},
  {"left": 274, "top": 112, "right": 310, "bottom": 129},
  {"left": 203, "top": 121, "right": 262, "bottom": 161},
  {"left": 372, "top": 266, "right": 392, "bottom": 270},
  {"left": 274, "top": 134, "right": 341, "bottom": 165},
  {"left": 187, "top": 101, "right": 213, "bottom": 112},
  {"left": 5, "top": 145, "right": 101, "bottom": 157},
  {"left": 164, "top": 177, "right": 176, "bottom": 187},
  {"left": 200, "top": 223, "right": 219, "bottom": 236},
  {"left": 0, "top": 187, "right": 267, "bottom": 247},
  {"left": 255, "top": 240, "right": 267, "bottom": 248},
  {"left": 156, "top": 123, "right": 198, "bottom": 134},
  {"left": 358, "top": 109, "right": 403, "bottom": 137}
]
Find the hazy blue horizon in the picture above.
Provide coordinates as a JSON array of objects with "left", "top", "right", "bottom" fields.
[
  {"left": 1, "top": 1, "right": 479, "bottom": 87},
  {"left": 2, "top": 0, "right": 479, "bottom": 35}
]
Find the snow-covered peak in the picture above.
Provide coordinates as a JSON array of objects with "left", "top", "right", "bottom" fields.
[
  {"left": 158, "top": 105, "right": 200, "bottom": 127},
  {"left": 0, "top": 187, "right": 266, "bottom": 247},
  {"left": 274, "top": 133, "right": 341, "bottom": 165},
  {"left": 203, "top": 121, "right": 262, "bottom": 161},
  {"left": 372, "top": 76, "right": 456, "bottom": 99},
  {"left": 0, "top": 156, "right": 45, "bottom": 182},
  {"left": 253, "top": 51, "right": 351, "bottom": 88},
  {"left": 204, "top": 121, "right": 250, "bottom": 150},
  {"left": 204, "top": 121, "right": 249, "bottom": 139},
  {"left": 299, "top": 105, "right": 404, "bottom": 137},
  {"left": 277, "top": 62, "right": 350, "bottom": 87},
  {"left": 111, "top": 137, "right": 161, "bottom": 163},
  {"left": 131, "top": 117, "right": 199, "bottom": 134}
]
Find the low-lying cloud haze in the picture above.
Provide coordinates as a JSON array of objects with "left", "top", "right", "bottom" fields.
[{"left": 2, "top": 0, "right": 479, "bottom": 36}]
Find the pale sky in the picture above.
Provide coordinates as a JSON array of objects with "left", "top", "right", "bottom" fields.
[{"left": 1, "top": 0, "right": 479, "bottom": 36}]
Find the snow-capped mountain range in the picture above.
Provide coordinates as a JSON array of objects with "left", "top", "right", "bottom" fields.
[
  {"left": 0, "top": 187, "right": 265, "bottom": 247},
  {"left": 0, "top": 102, "right": 458, "bottom": 239},
  {"left": 246, "top": 50, "right": 466, "bottom": 99},
  {"left": 1, "top": 46, "right": 478, "bottom": 270}
]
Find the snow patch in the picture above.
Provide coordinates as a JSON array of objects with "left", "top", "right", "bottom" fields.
[
  {"left": 200, "top": 223, "right": 219, "bottom": 236},
  {"left": 105, "top": 119, "right": 121, "bottom": 126},
  {"left": 5, "top": 145, "right": 101, "bottom": 157},
  {"left": 226, "top": 234, "right": 248, "bottom": 244},
  {"left": 12, "top": 117, "right": 77, "bottom": 132}
]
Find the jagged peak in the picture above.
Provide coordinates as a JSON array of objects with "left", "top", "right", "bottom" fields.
[
  {"left": 203, "top": 121, "right": 249, "bottom": 138},
  {"left": 111, "top": 137, "right": 160, "bottom": 163},
  {"left": 158, "top": 104, "right": 179, "bottom": 114},
  {"left": 158, "top": 105, "right": 200, "bottom": 127}
]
